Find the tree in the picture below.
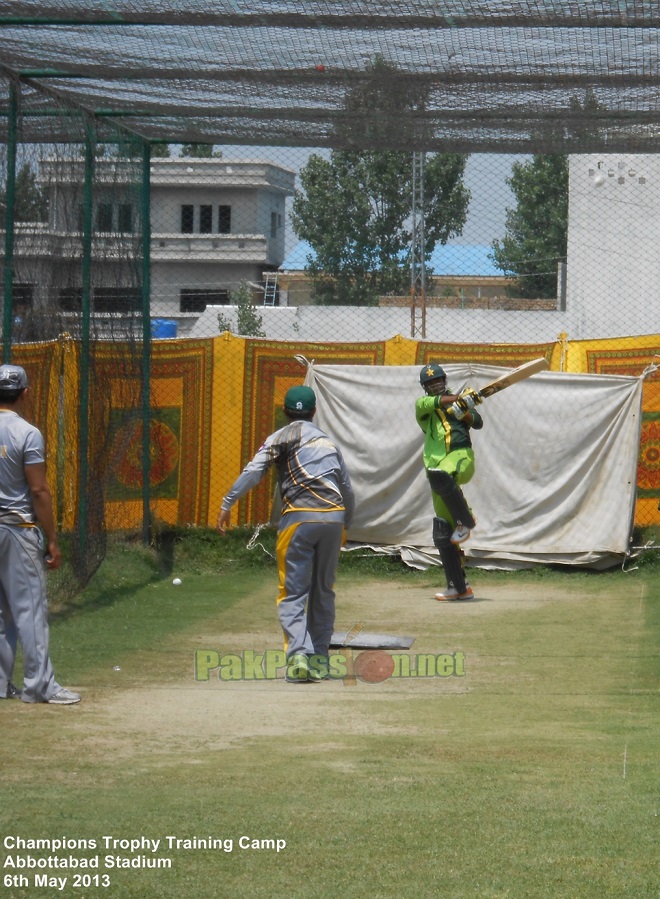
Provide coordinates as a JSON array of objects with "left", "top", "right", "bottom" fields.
[
  {"left": 180, "top": 143, "right": 222, "bottom": 159},
  {"left": 291, "top": 152, "right": 469, "bottom": 306},
  {"left": 218, "top": 282, "right": 266, "bottom": 337},
  {"left": 0, "top": 162, "right": 48, "bottom": 222},
  {"left": 104, "top": 139, "right": 170, "bottom": 158},
  {"left": 490, "top": 90, "right": 603, "bottom": 299},
  {"left": 290, "top": 56, "right": 469, "bottom": 305},
  {"left": 491, "top": 155, "right": 568, "bottom": 299}
]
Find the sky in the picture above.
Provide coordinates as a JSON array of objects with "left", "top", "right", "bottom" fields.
[{"left": 202, "top": 146, "right": 529, "bottom": 253}]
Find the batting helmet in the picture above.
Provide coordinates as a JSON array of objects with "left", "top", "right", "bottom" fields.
[{"left": 419, "top": 363, "right": 446, "bottom": 388}]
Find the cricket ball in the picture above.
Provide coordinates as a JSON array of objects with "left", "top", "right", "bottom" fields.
[{"left": 353, "top": 650, "right": 395, "bottom": 684}]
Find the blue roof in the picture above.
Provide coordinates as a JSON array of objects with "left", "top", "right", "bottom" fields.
[{"left": 280, "top": 241, "right": 502, "bottom": 277}]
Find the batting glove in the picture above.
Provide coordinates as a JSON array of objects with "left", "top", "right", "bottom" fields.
[
  {"left": 449, "top": 398, "right": 469, "bottom": 419},
  {"left": 459, "top": 387, "right": 482, "bottom": 405}
]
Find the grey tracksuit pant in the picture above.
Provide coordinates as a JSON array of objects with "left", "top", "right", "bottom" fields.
[
  {"left": 276, "top": 520, "right": 344, "bottom": 659},
  {"left": 0, "top": 524, "right": 60, "bottom": 702}
]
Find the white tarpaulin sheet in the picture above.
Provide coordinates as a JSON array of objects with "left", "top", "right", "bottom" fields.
[{"left": 305, "top": 362, "right": 644, "bottom": 570}]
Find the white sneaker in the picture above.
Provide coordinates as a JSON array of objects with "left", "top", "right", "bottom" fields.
[
  {"left": 47, "top": 688, "right": 81, "bottom": 705},
  {"left": 450, "top": 523, "right": 471, "bottom": 544},
  {"left": 435, "top": 585, "right": 474, "bottom": 602}
]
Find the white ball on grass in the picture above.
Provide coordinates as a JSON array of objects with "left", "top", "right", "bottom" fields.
[{"left": 172, "top": 577, "right": 182, "bottom": 585}]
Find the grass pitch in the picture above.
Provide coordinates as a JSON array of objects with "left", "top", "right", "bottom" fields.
[{"left": 0, "top": 530, "right": 658, "bottom": 898}]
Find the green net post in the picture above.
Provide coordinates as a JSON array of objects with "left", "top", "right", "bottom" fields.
[
  {"left": 2, "top": 80, "right": 18, "bottom": 362},
  {"left": 77, "top": 120, "right": 95, "bottom": 547},
  {"left": 141, "top": 139, "right": 152, "bottom": 545}
]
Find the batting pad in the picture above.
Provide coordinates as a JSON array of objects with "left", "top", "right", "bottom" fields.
[{"left": 330, "top": 632, "right": 415, "bottom": 650}]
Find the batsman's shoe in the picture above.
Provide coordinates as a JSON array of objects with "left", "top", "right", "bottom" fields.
[
  {"left": 285, "top": 653, "right": 310, "bottom": 683},
  {"left": 435, "top": 585, "right": 474, "bottom": 602},
  {"left": 1, "top": 682, "right": 22, "bottom": 699},
  {"left": 450, "top": 522, "right": 471, "bottom": 545},
  {"left": 46, "top": 688, "right": 81, "bottom": 705}
]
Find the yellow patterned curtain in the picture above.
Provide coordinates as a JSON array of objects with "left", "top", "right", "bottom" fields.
[{"left": 10, "top": 333, "right": 660, "bottom": 532}]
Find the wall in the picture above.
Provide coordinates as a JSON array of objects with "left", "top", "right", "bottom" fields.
[{"left": 566, "top": 154, "right": 660, "bottom": 339}]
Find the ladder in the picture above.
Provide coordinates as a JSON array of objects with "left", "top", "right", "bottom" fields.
[{"left": 263, "top": 272, "right": 278, "bottom": 306}]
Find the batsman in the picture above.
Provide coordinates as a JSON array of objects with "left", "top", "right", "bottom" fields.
[{"left": 416, "top": 363, "right": 483, "bottom": 602}]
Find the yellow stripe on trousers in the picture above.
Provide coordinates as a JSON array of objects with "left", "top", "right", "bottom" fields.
[{"left": 275, "top": 522, "right": 300, "bottom": 654}]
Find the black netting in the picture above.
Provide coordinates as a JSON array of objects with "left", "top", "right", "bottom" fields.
[{"left": 2, "top": 4, "right": 660, "bottom": 153}]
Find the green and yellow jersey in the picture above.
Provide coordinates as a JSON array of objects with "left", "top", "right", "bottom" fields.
[{"left": 415, "top": 394, "right": 483, "bottom": 469}]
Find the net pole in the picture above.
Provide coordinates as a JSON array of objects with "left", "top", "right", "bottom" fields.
[
  {"left": 2, "top": 80, "right": 18, "bottom": 362},
  {"left": 141, "top": 140, "right": 152, "bottom": 544},
  {"left": 78, "top": 123, "right": 95, "bottom": 544},
  {"left": 410, "top": 151, "right": 426, "bottom": 339}
]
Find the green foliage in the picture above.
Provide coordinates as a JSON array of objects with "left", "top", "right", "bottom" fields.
[
  {"left": 1, "top": 162, "right": 48, "bottom": 222},
  {"left": 489, "top": 90, "right": 605, "bottom": 301},
  {"left": 491, "top": 154, "right": 569, "bottom": 299},
  {"left": 105, "top": 137, "right": 170, "bottom": 159},
  {"left": 150, "top": 143, "right": 171, "bottom": 158},
  {"left": 292, "top": 150, "right": 469, "bottom": 305},
  {"left": 218, "top": 280, "right": 266, "bottom": 337},
  {"left": 291, "top": 57, "right": 470, "bottom": 306},
  {"left": 179, "top": 143, "right": 223, "bottom": 158}
]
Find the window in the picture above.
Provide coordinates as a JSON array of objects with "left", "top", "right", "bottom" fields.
[
  {"left": 200, "top": 205, "right": 213, "bottom": 234},
  {"left": 59, "top": 288, "right": 83, "bottom": 312},
  {"left": 180, "top": 289, "right": 229, "bottom": 312},
  {"left": 96, "top": 203, "right": 113, "bottom": 232},
  {"left": 96, "top": 203, "right": 112, "bottom": 231},
  {"left": 12, "top": 284, "right": 34, "bottom": 308},
  {"left": 118, "top": 204, "right": 133, "bottom": 233},
  {"left": 218, "top": 205, "right": 231, "bottom": 234},
  {"left": 94, "top": 288, "right": 141, "bottom": 313},
  {"left": 181, "top": 204, "right": 194, "bottom": 233},
  {"left": 270, "top": 211, "right": 278, "bottom": 238}
]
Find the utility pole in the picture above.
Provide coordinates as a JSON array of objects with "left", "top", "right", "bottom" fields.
[{"left": 410, "top": 151, "right": 426, "bottom": 338}]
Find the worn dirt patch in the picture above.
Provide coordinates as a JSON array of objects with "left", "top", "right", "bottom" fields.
[{"left": 79, "top": 579, "right": 586, "bottom": 756}]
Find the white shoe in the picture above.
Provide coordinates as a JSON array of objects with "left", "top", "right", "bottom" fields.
[
  {"left": 47, "top": 688, "right": 81, "bottom": 705},
  {"left": 450, "top": 523, "right": 471, "bottom": 544},
  {"left": 435, "top": 585, "right": 474, "bottom": 602}
]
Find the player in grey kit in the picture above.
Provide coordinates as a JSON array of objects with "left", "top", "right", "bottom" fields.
[
  {"left": 0, "top": 365, "right": 81, "bottom": 704},
  {"left": 217, "top": 385, "right": 354, "bottom": 683}
]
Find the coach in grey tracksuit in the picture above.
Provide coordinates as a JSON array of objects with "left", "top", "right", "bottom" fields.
[
  {"left": 0, "top": 364, "right": 80, "bottom": 705},
  {"left": 217, "top": 385, "right": 354, "bottom": 683}
]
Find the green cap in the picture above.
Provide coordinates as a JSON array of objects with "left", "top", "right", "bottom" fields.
[{"left": 284, "top": 385, "right": 316, "bottom": 413}]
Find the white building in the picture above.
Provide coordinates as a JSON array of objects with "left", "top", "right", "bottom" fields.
[
  {"left": 565, "top": 154, "right": 660, "bottom": 338},
  {"left": 6, "top": 157, "right": 296, "bottom": 337}
]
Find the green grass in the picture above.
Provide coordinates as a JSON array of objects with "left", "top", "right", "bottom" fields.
[{"left": 1, "top": 533, "right": 658, "bottom": 898}]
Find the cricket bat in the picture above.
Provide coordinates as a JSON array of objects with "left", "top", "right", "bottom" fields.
[{"left": 478, "top": 357, "right": 549, "bottom": 399}]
